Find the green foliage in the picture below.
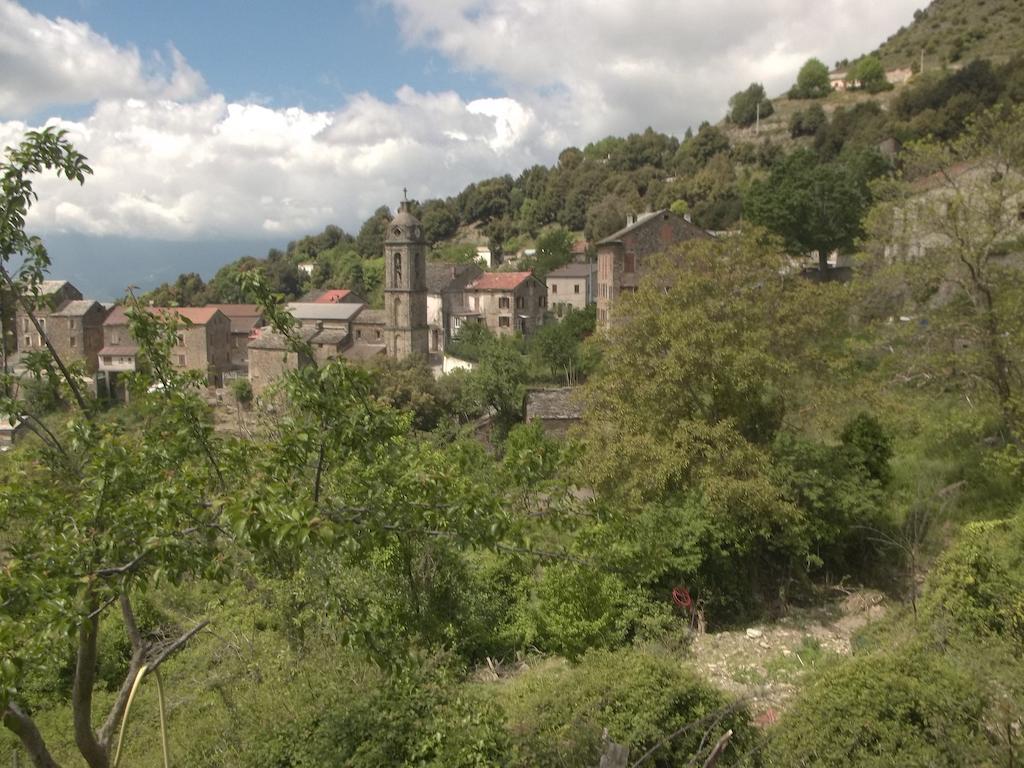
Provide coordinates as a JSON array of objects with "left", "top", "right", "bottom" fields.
[
  {"left": 848, "top": 55, "right": 891, "bottom": 93},
  {"left": 789, "top": 58, "right": 831, "bottom": 99},
  {"left": 510, "top": 564, "right": 670, "bottom": 660},
  {"left": 728, "top": 83, "right": 774, "bottom": 127},
  {"left": 526, "top": 306, "right": 597, "bottom": 385},
  {"left": 530, "top": 226, "right": 574, "bottom": 279},
  {"left": 745, "top": 149, "right": 868, "bottom": 267},
  {"left": 231, "top": 377, "right": 253, "bottom": 406},
  {"left": 765, "top": 645, "right": 989, "bottom": 767},
  {"left": 920, "top": 514, "right": 1024, "bottom": 645},
  {"left": 789, "top": 103, "right": 827, "bottom": 138},
  {"left": 355, "top": 205, "right": 391, "bottom": 259},
  {"left": 430, "top": 242, "right": 477, "bottom": 264},
  {"left": 498, "top": 648, "right": 752, "bottom": 767}
]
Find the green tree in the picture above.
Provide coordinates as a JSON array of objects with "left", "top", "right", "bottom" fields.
[
  {"left": 865, "top": 105, "right": 1024, "bottom": 434},
  {"left": 745, "top": 149, "right": 867, "bottom": 270},
  {"left": 789, "top": 57, "right": 831, "bottom": 99},
  {"left": 532, "top": 225, "right": 574, "bottom": 279},
  {"left": 355, "top": 205, "right": 391, "bottom": 259},
  {"left": 728, "top": 82, "right": 774, "bottom": 127},
  {"left": 849, "top": 54, "right": 890, "bottom": 93}
]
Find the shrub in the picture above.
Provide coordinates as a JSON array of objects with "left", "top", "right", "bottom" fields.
[
  {"left": 765, "top": 646, "right": 988, "bottom": 767},
  {"left": 231, "top": 377, "right": 253, "bottom": 406},
  {"left": 499, "top": 647, "right": 752, "bottom": 767}
]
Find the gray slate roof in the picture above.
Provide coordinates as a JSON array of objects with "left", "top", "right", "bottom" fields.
[
  {"left": 53, "top": 300, "right": 103, "bottom": 317},
  {"left": 596, "top": 210, "right": 709, "bottom": 245},
  {"left": 425, "top": 262, "right": 483, "bottom": 294},
  {"left": 525, "top": 387, "right": 584, "bottom": 421},
  {"left": 546, "top": 262, "right": 596, "bottom": 279},
  {"left": 353, "top": 308, "right": 386, "bottom": 325},
  {"left": 286, "top": 302, "right": 364, "bottom": 322}
]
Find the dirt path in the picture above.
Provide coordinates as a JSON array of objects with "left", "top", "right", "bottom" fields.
[{"left": 688, "top": 590, "right": 887, "bottom": 725}]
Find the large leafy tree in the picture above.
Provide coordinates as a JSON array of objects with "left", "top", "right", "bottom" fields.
[
  {"left": 745, "top": 149, "right": 868, "bottom": 270},
  {"left": 789, "top": 57, "right": 831, "bottom": 99},
  {"left": 865, "top": 105, "right": 1024, "bottom": 435},
  {"left": 728, "top": 82, "right": 774, "bottom": 127}
]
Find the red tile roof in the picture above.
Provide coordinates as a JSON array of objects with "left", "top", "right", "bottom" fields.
[
  {"left": 314, "top": 289, "right": 353, "bottom": 303},
  {"left": 204, "top": 304, "right": 262, "bottom": 317},
  {"left": 104, "top": 305, "right": 223, "bottom": 326},
  {"left": 468, "top": 272, "right": 534, "bottom": 291}
]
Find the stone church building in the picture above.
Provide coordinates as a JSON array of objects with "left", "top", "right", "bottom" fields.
[{"left": 384, "top": 199, "right": 430, "bottom": 359}]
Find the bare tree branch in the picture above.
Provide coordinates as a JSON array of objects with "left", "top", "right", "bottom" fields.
[{"left": 2, "top": 702, "right": 63, "bottom": 768}]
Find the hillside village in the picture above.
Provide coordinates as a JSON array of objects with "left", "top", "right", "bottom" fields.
[{"left": 3, "top": 1, "right": 1024, "bottom": 767}]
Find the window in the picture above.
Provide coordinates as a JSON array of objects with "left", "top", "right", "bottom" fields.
[
  {"left": 177, "top": 333, "right": 185, "bottom": 346},
  {"left": 551, "top": 284, "right": 558, "bottom": 294},
  {"left": 515, "top": 296, "right": 525, "bottom": 309},
  {"left": 393, "top": 252, "right": 403, "bottom": 287},
  {"left": 356, "top": 329, "right": 362, "bottom": 339},
  {"left": 498, "top": 316, "right": 510, "bottom": 327},
  {"left": 22, "top": 318, "right": 28, "bottom": 332},
  {"left": 538, "top": 296, "right": 545, "bottom": 308},
  {"left": 598, "top": 309, "right": 607, "bottom": 323},
  {"left": 177, "top": 355, "right": 186, "bottom": 366},
  {"left": 499, "top": 296, "right": 510, "bottom": 309},
  {"left": 624, "top": 253, "right": 636, "bottom": 272},
  {"left": 574, "top": 283, "right": 580, "bottom": 294},
  {"left": 23, "top": 335, "right": 30, "bottom": 348},
  {"left": 103, "top": 356, "right": 112, "bottom": 365},
  {"left": 69, "top": 319, "right": 76, "bottom": 330},
  {"left": 70, "top": 336, "right": 76, "bottom": 348},
  {"left": 112, "top": 332, "right": 120, "bottom": 344},
  {"left": 375, "top": 330, "right": 382, "bottom": 340}
]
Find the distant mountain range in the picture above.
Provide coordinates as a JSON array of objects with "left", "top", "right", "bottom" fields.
[{"left": 36, "top": 234, "right": 281, "bottom": 301}]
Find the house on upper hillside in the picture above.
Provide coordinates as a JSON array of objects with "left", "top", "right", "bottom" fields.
[
  {"left": 204, "top": 304, "right": 264, "bottom": 374},
  {"left": 595, "top": 210, "right": 712, "bottom": 328},
  {"left": 99, "top": 306, "right": 232, "bottom": 388},
  {"left": 14, "top": 281, "right": 109, "bottom": 373},
  {"left": 546, "top": 262, "right": 597, "bottom": 318},
  {"left": 829, "top": 70, "right": 849, "bottom": 91},
  {"left": 461, "top": 271, "right": 547, "bottom": 337},
  {"left": 425, "top": 261, "right": 483, "bottom": 352}
]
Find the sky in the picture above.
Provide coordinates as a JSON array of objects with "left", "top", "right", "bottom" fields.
[{"left": 0, "top": 0, "right": 923, "bottom": 291}]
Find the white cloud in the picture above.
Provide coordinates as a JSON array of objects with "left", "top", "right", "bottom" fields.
[
  {"left": 0, "top": 0, "right": 205, "bottom": 116},
  {"left": 388, "top": 0, "right": 922, "bottom": 140},
  {"left": 0, "top": 0, "right": 923, "bottom": 241}
]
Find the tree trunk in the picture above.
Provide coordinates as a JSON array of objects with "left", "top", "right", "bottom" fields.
[{"left": 2, "top": 704, "right": 62, "bottom": 768}]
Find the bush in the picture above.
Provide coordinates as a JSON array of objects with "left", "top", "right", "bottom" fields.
[
  {"left": 509, "top": 563, "right": 672, "bottom": 659},
  {"left": 498, "top": 647, "right": 752, "bottom": 767},
  {"left": 765, "top": 646, "right": 988, "bottom": 767},
  {"left": 920, "top": 513, "right": 1024, "bottom": 645},
  {"left": 231, "top": 377, "right": 253, "bottom": 406}
]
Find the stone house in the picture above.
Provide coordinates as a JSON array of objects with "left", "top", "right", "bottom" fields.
[
  {"left": 596, "top": 210, "right": 712, "bottom": 328},
  {"left": 247, "top": 329, "right": 315, "bottom": 398},
  {"left": 461, "top": 271, "right": 547, "bottom": 337},
  {"left": 286, "top": 302, "right": 364, "bottom": 332},
  {"left": 1, "top": 416, "right": 28, "bottom": 449},
  {"left": 546, "top": 262, "right": 597, "bottom": 318},
  {"left": 205, "top": 304, "right": 264, "bottom": 373},
  {"left": 524, "top": 387, "right": 583, "bottom": 438},
  {"left": 14, "top": 281, "right": 109, "bottom": 373},
  {"left": 425, "top": 262, "right": 483, "bottom": 352},
  {"left": 349, "top": 308, "right": 387, "bottom": 348},
  {"left": 99, "top": 306, "right": 232, "bottom": 386}
]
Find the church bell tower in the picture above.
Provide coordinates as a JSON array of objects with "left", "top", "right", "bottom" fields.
[{"left": 384, "top": 195, "right": 429, "bottom": 359}]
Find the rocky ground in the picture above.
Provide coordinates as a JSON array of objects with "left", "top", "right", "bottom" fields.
[{"left": 689, "top": 589, "right": 888, "bottom": 725}]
